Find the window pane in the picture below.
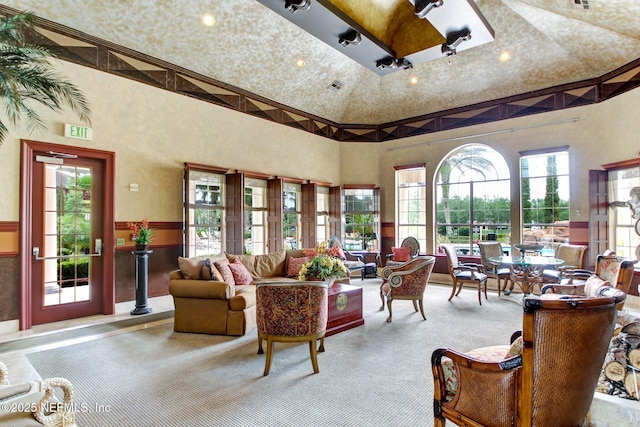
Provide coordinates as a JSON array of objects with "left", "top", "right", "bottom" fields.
[
  {"left": 521, "top": 151, "right": 569, "bottom": 254},
  {"left": 187, "top": 170, "right": 224, "bottom": 257},
  {"left": 343, "top": 188, "right": 379, "bottom": 251},
  {"left": 397, "top": 167, "right": 426, "bottom": 250},
  {"left": 436, "top": 145, "right": 511, "bottom": 255}
]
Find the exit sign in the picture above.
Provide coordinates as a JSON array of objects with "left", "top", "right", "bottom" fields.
[{"left": 64, "top": 123, "right": 92, "bottom": 141}]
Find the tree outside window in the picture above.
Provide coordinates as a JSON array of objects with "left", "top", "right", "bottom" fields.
[{"left": 436, "top": 144, "right": 511, "bottom": 255}]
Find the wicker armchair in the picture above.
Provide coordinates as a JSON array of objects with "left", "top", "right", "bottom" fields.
[
  {"left": 385, "top": 236, "right": 420, "bottom": 267},
  {"left": 442, "top": 244, "right": 488, "bottom": 305},
  {"left": 379, "top": 256, "right": 435, "bottom": 323},
  {"left": 256, "top": 282, "right": 328, "bottom": 376},
  {"left": 0, "top": 361, "right": 75, "bottom": 426},
  {"left": 432, "top": 294, "right": 623, "bottom": 427}
]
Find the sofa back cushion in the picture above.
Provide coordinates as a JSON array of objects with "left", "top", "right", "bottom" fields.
[
  {"left": 226, "top": 253, "right": 258, "bottom": 277},
  {"left": 178, "top": 257, "right": 204, "bottom": 280},
  {"left": 254, "top": 250, "right": 287, "bottom": 277}
]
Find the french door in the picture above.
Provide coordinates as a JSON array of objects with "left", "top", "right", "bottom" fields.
[{"left": 21, "top": 140, "right": 115, "bottom": 328}]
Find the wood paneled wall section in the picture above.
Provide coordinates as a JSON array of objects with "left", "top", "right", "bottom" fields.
[
  {"left": 267, "top": 178, "right": 283, "bottom": 252},
  {"left": 589, "top": 170, "right": 609, "bottom": 269},
  {"left": 225, "top": 173, "right": 245, "bottom": 254},
  {"left": 300, "top": 183, "right": 317, "bottom": 249},
  {"left": 329, "top": 186, "right": 342, "bottom": 239}
]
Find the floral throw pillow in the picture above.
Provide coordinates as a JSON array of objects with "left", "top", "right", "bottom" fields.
[
  {"left": 287, "top": 256, "right": 309, "bottom": 278},
  {"left": 228, "top": 259, "right": 253, "bottom": 285},
  {"left": 214, "top": 258, "right": 235, "bottom": 286},
  {"left": 392, "top": 246, "right": 411, "bottom": 262},
  {"left": 598, "top": 259, "right": 622, "bottom": 284}
]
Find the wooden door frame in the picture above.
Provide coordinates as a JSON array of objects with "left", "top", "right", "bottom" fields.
[{"left": 19, "top": 139, "right": 116, "bottom": 330}]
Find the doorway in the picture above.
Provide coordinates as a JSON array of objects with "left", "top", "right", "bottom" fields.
[{"left": 20, "top": 140, "right": 115, "bottom": 329}]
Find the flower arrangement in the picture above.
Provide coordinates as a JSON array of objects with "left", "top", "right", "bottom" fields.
[
  {"left": 298, "top": 241, "right": 348, "bottom": 282},
  {"left": 127, "top": 217, "right": 154, "bottom": 246}
]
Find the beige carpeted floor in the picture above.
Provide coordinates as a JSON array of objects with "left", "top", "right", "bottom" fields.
[{"left": 27, "top": 280, "right": 525, "bottom": 427}]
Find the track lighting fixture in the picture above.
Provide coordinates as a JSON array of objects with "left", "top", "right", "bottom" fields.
[
  {"left": 376, "top": 57, "right": 413, "bottom": 70},
  {"left": 441, "top": 28, "right": 471, "bottom": 56},
  {"left": 285, "top": 0, "right": 310, "bottom": 13},
  {"left": 414, "top": 0, "right": 444, "bottom": 19},
  {"left": 338, "top": 29, "right": 362, "bottom": 47}
]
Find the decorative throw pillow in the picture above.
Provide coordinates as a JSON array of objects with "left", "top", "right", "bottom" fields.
[
  {"left": 214, "top": 258, "right": 235, "bottom": 286},
  {"left": 584, "top": 274, "right": 611, "bottom": 297},
  {"left": 286, "top": 256, "right": 309, "bottom": 278},
  {"left": 228, "top": 259, "right": 253, "bottom": 285},
  {"left": 178, "top": 257, "right": 203, "bottom": 280},
  {"left": 598, "top": 259, "right": 622, "bottom": 284},
  {"left": 505, "top": 336, "right": 524, "bottom": 358},
  {"left": 201, "top": 258, "right": 224, "bottom": 282},
  {"left": 392, "top": 246, "right": 411, "bottom": 262}
]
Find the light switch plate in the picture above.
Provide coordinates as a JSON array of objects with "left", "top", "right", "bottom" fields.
[{"left": 116, "top": 238, "right": 125, "bottom": 246}]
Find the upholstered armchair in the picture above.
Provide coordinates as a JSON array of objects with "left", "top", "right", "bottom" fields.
[
  {"left": 385, "top": 236, "right": 420, "bottom": 267},
  {"left": 432, "top": 294, "right": 622, "bottom": 427},
  {"left": 562, "top": 253, "right": 637, "bottom": 296},
  {"left": 328, "top": 236, "right": 365, "bottom": 274},
  {"left": 379, "top": 256, "right": 435, "bottom": 322},
  {"left": 0, "top": 361, "right": 75, "bottom": 426},
  {"left": 256, "top": 282, "right": 328, "bottom": 376},
  {"left": 442, "top": 244, "right": 488, "bottom": 305},
  {"left": 477, "top": 241, "right": 512, "bottom": 296}
]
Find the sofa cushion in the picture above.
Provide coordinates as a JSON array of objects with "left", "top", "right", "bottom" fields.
[
  {"left": 392, "top": 246, "right": 411, "bottom": 262},
  {"left": 286, "top": 256, "right": 309, "bottom": 278},
  {"left": 254, "top": 250, "right": 286, "bottom": 277},
  {"left": 214, "top": 258, "right": 235, "bottom": 286},
  {"left": 229, "top": 259, "right": 253, "bottom": 285},
  {"left": 178, "top": 257, "right": 203, "bottom": 280}
]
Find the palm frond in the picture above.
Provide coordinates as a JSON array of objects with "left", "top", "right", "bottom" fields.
[{"left": 0, "top": 11, "right": 91, "bottom": 145}]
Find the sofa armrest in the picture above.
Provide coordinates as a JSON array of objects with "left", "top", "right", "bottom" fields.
[
  {"left": 229, "top": 286, "right": 257, "bottom": 310},
  {"left": 169, "top": 279, "right": 235, "bottom": 300},
  {"left": 169, "top": 270, "right": 184, "bottom": 281}
]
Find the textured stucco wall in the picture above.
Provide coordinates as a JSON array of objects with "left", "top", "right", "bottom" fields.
[{"left": 0, "top": 61, "right": 342, "bottom": 222}]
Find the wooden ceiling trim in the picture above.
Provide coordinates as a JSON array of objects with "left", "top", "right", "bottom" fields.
[{"left": 7, "top": 5, "right": 640, "bottom": 144}]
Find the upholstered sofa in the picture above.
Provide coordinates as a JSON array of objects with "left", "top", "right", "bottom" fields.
[{"left": 169, "top": 249, "right": 348, "bottom": 336}]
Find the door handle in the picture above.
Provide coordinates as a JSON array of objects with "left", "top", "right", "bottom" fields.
[{"left": 32, "top": 240, "right": 103, "bottom": 261}]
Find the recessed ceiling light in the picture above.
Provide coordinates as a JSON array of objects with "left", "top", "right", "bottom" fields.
[
  {"left": 202, "top": 14, "right": 216, "bottom": 27},
  {"left": 409, "top": 76, "right": 419, "bottom": 85},
  {"left": 499, "top": 51, "right": 512, "bottom": 62},
  {"left": 296, "top": 58, "right": 306, "bottom": 68}
]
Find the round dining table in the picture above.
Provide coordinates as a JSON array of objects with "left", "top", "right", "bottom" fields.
[{"left": 489, "top": 255, "right": 564, "bottom": 296}]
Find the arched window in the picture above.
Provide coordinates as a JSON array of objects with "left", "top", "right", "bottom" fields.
[{"left": 435, "top": 144, "right": 511, "bottom": 255}]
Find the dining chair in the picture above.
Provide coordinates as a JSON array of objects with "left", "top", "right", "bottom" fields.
[
  {"left": 542, "top": 243, "right": 587, "bottom": 284},
  {"left": 379, "top": 256, "right": 435, "bottom": 322},
  {"left": 441, "top": 244, "right": 488, "bottom": 305},
  {"left": 256, "top": 282, "right": 328, "bottom": 376},
  {"left": 432, "top": 294, "right": 622, "bottom": 427},
  {"left": 477, "top": 241, "right": 512, "bottom": 296}
]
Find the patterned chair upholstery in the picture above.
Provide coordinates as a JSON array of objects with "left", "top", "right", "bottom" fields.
[
  {"left": 442, "top": 244, "right": 488, "bottom": 305},
  {"left": 379, "top": 256, "right": 435, "bottom": 323},
  {"left": 385, "top": 236, "right": 420, "bottom": 267},
  {"left": 256, "top": 282, "right": 328, "bottom": 376},
  {"left": 432, "top": 294, "right": 623, "bottom": 427}
]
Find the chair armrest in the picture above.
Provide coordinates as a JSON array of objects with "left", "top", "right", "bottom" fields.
[
  {"left": 386, "top": 262, "right": 428, "bottom": 287},
  {"left": 432, "top": 348, "right": 521, "bottom": 425},
  {"left": 345, "top": 252, "right": 364, "bottom": 263}
]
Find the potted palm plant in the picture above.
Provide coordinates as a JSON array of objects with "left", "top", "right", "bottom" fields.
[{"left": 0, "top": 11, "right": 91, "bottom": 144}]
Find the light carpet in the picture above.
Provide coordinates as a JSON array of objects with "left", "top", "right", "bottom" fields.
[{"left": 27, "top": 280, "right": 524, "bottom": 427}]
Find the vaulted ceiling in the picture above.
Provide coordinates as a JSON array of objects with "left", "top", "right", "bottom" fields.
[{"left": 3, "top": 0, "right": 640, "bottom": 131}]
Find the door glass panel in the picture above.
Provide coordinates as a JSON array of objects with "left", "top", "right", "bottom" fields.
[{"left": 44, "top": 164, "right": 92, "bottom": 306}]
